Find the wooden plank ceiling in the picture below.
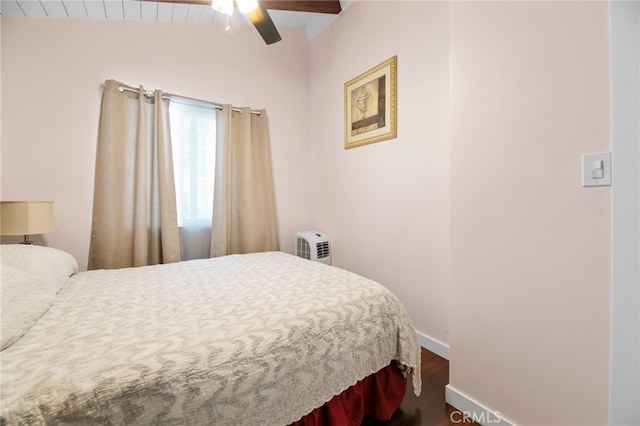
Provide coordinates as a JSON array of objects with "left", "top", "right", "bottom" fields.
[{"left": 0, "top": 0, "right": 347, "bottom": 39}]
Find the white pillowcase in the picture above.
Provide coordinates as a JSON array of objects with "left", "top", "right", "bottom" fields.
[
  {"left": 1, "top": 264, "right": 56, "bottom": 350},
  {"left": 1, "top": 244, "right": 78, "bottom": 294},
  {"left": 1, "top": 245, "right": 78, "bottom": 350}
]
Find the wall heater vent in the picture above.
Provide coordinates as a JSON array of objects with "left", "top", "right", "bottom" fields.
[{"left": 295, "top": 231, "right": 331, "bottom": 265}]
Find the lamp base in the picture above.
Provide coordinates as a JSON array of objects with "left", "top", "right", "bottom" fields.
[{"left": 21, "top": 235, "right": 33, "bottom": 245}]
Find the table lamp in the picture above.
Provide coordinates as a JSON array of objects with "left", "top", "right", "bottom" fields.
[{"left": 0, "top": 201, "right": 58, "bottom": 244}]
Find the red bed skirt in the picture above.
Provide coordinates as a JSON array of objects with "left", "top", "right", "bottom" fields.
[{"left": 289, "top": 362, "right": 407, "bottom": 426}]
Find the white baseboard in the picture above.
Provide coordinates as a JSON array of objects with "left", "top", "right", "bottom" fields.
[
  {"left": 415, "top": 332, "right": 512, "bottom": 424},
  {"left": 416, "top": 331, "right": 449, "bottom": 360},
  {"left": 445, "top": 385, "right": 514, "bottom": 426}
]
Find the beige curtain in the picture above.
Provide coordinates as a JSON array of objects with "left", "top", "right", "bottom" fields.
[
  {"left": 211, "top": 106, "right": 279, "bottom": 256},
  {"left": 88, "top": 79, "right": 180, "bottom": 269}
]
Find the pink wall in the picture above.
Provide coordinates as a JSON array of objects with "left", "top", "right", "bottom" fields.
[
  {"left": 309, "top": 1, "right": 451, "bottom": 347},
  {"left": 311, "top": 0, "right": 611, "bottom": 423},
  {"left": 1, "top": 17, "right": 313, "bottom": 269},
  {"left": 449, "top": 2, "right": 611, "bottom": 424}
]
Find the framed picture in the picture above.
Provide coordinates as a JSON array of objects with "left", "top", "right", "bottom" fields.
[{"left": 344, "top": 55, "right": 397, "bottom": 149}]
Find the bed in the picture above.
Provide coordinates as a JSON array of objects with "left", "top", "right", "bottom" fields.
[{"left": 0, "top": 244, "right": 421, "bottom": 425}]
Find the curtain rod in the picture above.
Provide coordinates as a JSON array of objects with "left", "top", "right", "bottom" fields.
[{"left": 117, "top": 86, "right": 261, "bottom": 116}]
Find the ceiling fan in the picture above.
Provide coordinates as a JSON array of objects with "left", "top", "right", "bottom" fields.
[{"left": 150, "top": 0, "right": 342, "bottom": 45}]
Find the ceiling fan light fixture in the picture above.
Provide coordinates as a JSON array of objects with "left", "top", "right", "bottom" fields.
[
  {"left": 236, "top": 0, "right": 258, "bottom": 14},
  {"left": 211, "top": 0, "right": 233, "bottom": 16}
]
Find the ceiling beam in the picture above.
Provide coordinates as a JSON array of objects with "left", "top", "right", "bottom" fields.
[
  {"left": 148, "top": 0, "right": 342, "bottom": 14},
  {"left": 261, "top": 1, "right": 342, "bottom": 14}
]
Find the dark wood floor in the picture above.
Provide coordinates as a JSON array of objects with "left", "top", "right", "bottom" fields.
[{"left": 362, "top": 348, "right": 478, "bottom": 426}]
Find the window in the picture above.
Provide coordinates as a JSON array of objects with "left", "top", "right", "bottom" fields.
[{"left": 169, "top": 101, "right": 216, "bottom": 228}]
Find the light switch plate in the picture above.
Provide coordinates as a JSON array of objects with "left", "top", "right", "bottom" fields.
[{"left": 582, "top": 152, "right": 612, "bottom": 187}]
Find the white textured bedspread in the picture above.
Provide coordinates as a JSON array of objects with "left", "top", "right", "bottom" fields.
[{"left": 1, "top": 251, "right": 421, "bottom": 425}]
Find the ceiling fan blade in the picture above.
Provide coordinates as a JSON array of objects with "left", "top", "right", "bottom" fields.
[
  {"left": 261, "top": 1, "right": 341, "bottom": 14},
  {"left": 246, "top": 2, "right": 282, "bottom": 45}
]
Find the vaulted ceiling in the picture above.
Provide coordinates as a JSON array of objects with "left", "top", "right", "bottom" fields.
[{"left": 0, "top": 0, "right": 350, "bottom": 40}]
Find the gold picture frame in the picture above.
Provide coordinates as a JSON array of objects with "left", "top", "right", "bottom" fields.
[{"left": 344, "top": 55, "right": 397, "bottom": 149}]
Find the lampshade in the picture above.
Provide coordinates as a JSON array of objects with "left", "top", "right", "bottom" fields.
[{"left": 0, "top": 201, "right": 58, "bottom": 243}]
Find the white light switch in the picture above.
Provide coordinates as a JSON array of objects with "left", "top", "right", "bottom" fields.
[
  {"left": 582, "top": 152, "right": 612, "bottom": 187},
  {"left": 591, "top": 160, "right": 604, "bottom": 179}
]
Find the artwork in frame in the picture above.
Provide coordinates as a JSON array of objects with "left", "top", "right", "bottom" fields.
[{"left": 344, "top": 55, "right": 397, "bottom": 149}]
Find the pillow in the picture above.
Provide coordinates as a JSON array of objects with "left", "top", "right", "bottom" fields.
[
  {"left": 0, "top": 245, "right": 78, "bottom": 350},
  {"left": 0, "top": 244, "right": 78, "bottom": 294},
  {"left": 1, "top": 264, "right": 56, "bottom": 350}
]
